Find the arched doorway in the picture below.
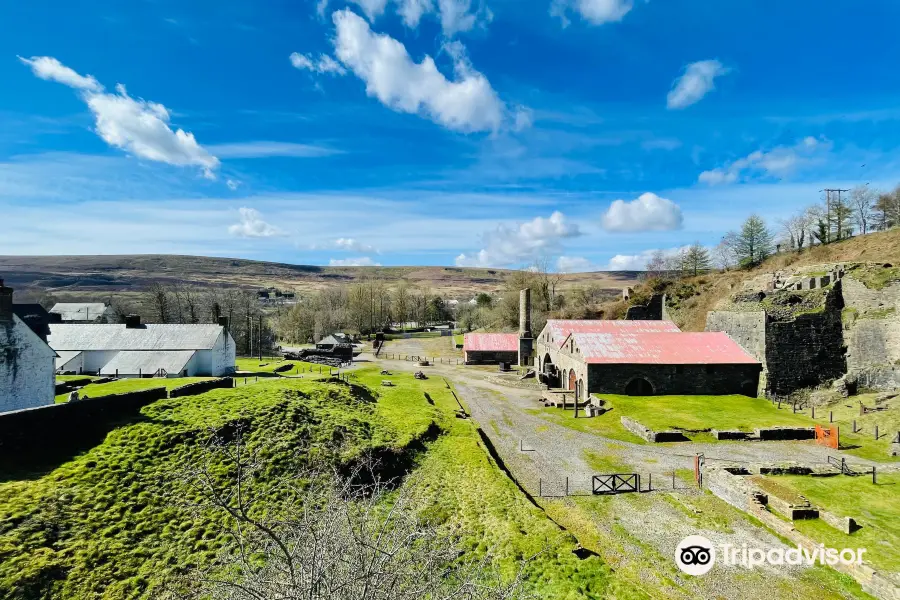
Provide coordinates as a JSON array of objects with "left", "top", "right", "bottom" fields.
[
  {"left": 568, "top": 370, "right": 576, "bottom": 391},
  {"left": 625, "top": 377, "right": 654, "bottom": 396},
  {"left": 576, "top": 378, "right": 584, "bottom": 401}
]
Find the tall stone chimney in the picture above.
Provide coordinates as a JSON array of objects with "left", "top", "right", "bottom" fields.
[
  {"left": 518, "top": 288, "right": 533, "bottom": 366},
  {"left": 125, "top": 314, "right": 142, "bottom": 328},
  {"left": 0, "top": 279, "right": 13, "bottom": 323}
]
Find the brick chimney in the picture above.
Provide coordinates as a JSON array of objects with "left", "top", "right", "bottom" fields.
[
  {"left": 125, "top": 314, "right": 142, "bottom": 328},
  {"left": 217, "top": 316, "right": 229, "bottom": 331},
  {"left": 0, "top": 279, "right": 12, "bottom": 323}
]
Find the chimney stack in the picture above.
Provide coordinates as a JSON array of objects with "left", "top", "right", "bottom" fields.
[
  {"left": 519, "top": 288, "right": 532, "bottom": 338},
  {"left": 0, "top": 279, "right": 13, "bottom": 323},
  {"left": 125, "top": 314, "right": 142, "bottom": 328},
  {"left": 518, "top": 288, "right": 533, "bottom": 367},
  {"left": 218, "top": 316, "right": 229, "bottom": 330}
]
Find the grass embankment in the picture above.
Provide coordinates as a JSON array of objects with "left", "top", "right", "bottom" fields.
[
  {"left": 1, "top": 367, "right": 614, "bottom": 599},
  {"left": 765, "top": 472, "right": 900, "bottom": 574},
  {"left": 234, "top": 357, "right": 331, "bottom": 375},
  {"left": 54, "top": 377, "right": 214, "bottom": 402},
  {"left": 55, "top": 376, "right": 98, "bottom": 383}
]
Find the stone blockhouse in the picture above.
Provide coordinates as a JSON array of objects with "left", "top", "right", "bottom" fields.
[
  {"left": 707, "top": 268, "right": 900, "bottom": 395},
  {"left": 0, "top": 280, "right": 56, "bottom": 413},
  {"left": 47, "top": 315, "right": 236, "bottom": 378},
  {"left": 625, "top": 293, "right": 668, "bottom": 320},
  {"left": 463, "top": 333, "right": 519, "bottom": 365},
  {"left": 534, "top": 319, "right": 759, "bottom": 399}
]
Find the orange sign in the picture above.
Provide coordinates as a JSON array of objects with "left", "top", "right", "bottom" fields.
[{"left": 815, "top": 424, "right": 839, "bottom": 449}]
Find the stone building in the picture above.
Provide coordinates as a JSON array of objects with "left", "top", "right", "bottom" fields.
[
  {"left": 47, "top": 315, "right": 235, "bottom": 378},
  {"left": 535, "top": 319, "right": 760, "bottom": 399},
  {"left": 0, "top": 280, "right": 57, "bottom": 413},
  {"left": 50, "top": 302, "right": 113, "bottom": 323},
  {"left": 463, "top": 333, "right": 519, "bottom": 365}
]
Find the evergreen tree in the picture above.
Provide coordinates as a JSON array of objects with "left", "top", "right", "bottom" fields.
[
  {"left": 684, "top": 242, "right": 712, "bottom": 276},
  {"left": 725, "top": 215, "right": 774, "bottom": 268}
]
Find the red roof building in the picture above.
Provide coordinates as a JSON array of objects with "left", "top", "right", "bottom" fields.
[
  {"left": 463, "top": 333, "right": 519, "bottom": 365},
  {"left": 541, "top": 319, "right": 681, "bottom": 348},
  {"left": 567, "top": 331, "right": 758, "bottom": 364}
]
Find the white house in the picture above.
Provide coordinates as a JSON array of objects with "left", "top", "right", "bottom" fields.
[
  {"left": 50, "top": 302, "right": 113, "bottom": 323},
  {"left": 0, "top": 280, "right": 56, "bottom": 413},
  {"left": 47, "top": 315, "right": 236, "bottom": 378}
]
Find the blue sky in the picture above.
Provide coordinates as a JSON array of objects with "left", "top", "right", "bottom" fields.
[{"left": 4, "top": 0, "right": 900, "bottom": 271}]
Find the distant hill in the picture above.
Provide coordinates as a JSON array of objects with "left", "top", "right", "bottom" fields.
[{"left": 0, "top": 254, "right": 641, "bottom": 300}]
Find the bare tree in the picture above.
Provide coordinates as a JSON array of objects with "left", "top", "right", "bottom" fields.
[
  {"left": 849, "top": 185, "right": 876, "bottom": 236},
  {"left": 713, "top": 239, "right": 736, "bottom": 271},
  {"left": 168, "top": 433, "right": 532, "bottom": 600},
  {"left": 147, "top": 282, "right": 171, "bottom": 323}
]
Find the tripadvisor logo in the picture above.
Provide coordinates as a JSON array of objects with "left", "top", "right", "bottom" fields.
[
  {"left": 675, "top": 535, "right": 867, "bottom": 575},
  {"left": 675, "top": 535, "right": 715, "bottom": 576}
]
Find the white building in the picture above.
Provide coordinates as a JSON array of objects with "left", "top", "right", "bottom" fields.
[
  {"left": 50, "top": 302, "right": 113, "bottom": 323},
  {"left": 0, "top": 280, "right": 56, "bottom": 413},
  {"left": 47, "top": 315, "right": 236, "bottom": 378}
]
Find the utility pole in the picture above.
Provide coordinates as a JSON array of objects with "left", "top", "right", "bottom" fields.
[{"left": 258, "top": 315, "right": 263, "bottom": 361}]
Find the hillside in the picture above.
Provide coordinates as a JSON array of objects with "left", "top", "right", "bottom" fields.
[
  {"left": 0, "top": 254, "right": 640, "bottom": 300},
  {"left": 646, "top": 229, "right": 900, "bottom": 331}
]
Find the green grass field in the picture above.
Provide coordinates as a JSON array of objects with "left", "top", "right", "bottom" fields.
[
  {"left": 531, "top": 394, "right": 900, "bottom": 461},
  {"left": 1, "top": 366, "right": 619, "bottom": 599},
  {"left": 531, "top": 394, "right": 815, "bottom": 444},
  {"left": 55, "top": 375, "right": 98, "bottom": 383},
  {"left": 765, "top": 472, "right": 900, "bottom": 573},
  {"left": 54, "top": 377, "right": 214, "bottom": 402}
]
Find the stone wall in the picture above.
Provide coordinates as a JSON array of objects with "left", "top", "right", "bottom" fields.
[
  {"left": 841, "top": 276, "right": 900, "bottom": 390},
  {"left": 587, "top": 363, "right": 761, "bottom": 396},
  {"left": 168, "top": 377, "right": 234, "bottom": 398},
  {"left": 706, "top": 285, "right": 846, "bottom": 396},
  {"left": 625, "top": 293, "right": 668, "bottom": 320},
  {"left": 0, "top": 387, "right": 167, "bottom": 467}
]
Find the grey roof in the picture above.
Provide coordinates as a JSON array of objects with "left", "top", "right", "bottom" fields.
[
  {"left": 48, "top": 323, "right": 225, "bottom": 351},
  {"left": 50, "top": 303, "right": 109, "bottom": 321},
  {"left": 55, "top": 350, "right": 83, "bottom": 367},
  {"left": 100, "top": 350, "right": 196, "bottom": 376},
  {"left": 319, "top": 333, "right": 352, "bottom": 345}
]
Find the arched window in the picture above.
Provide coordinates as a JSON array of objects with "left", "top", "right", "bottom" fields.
[
  {"left": 568, "top": 370, "right": 576, "bottom": 391},
  {"left": 624, "top": 377, "right": 655, "bottom": 396}
]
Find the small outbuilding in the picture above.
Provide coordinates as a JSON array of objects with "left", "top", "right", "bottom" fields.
[
  {"left": 50, "top": 302, "right": 112, "bottom": 323},
  {"left": 47, "top": 315, "right": 235, "bottom": 378},
  {"left": 463, "top": 333, "right": 519, "bottom": 365}
]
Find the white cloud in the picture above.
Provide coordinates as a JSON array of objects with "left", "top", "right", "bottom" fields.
[
  {"left": 455, "top": 211, "right": 581, "bottom": 267},
  {"left": 331, "top": 9, "right": 509, "bottom": 133},
  {"left": 347, "top": 0, "right": 489, "bottom": 36},
  {"left": 208, "top": 141, "right": 340, "bottom": 158},
  {"left": 551, "top": 0, "right": 633, "bottom": 27},
  {"left": 605, "top": 246, "right": 689, "bottom": 271},
  {"left": 226, "top": 179, "right": 241, "bottom": 190},
  {"left": 601, "top": 192, "right": 683, "bottom": 232},
  {"left": 329, "top": 256, "right": 382, "bottom": 266},
  {"left": 667, "top": 59, "right": 729, "bottom": 110},
  {"left": 699, "top": 136, "right": 830, "bottom": 185},
  {"left": 349, "top": 0, "right": 390, "bottom": 21},
  {"left": 335, "top": 238, "right": 378, "bottom": 253},
  {"left": 289, "top": 52, "right": 347, "bottom": 75},
  {"left": 228, "top": 207, "right": 286, "bottom": 238},
  {"left": 556, "top": 256, "right": 595, "bottom": 273},
  {"left": 21, "top": 56, "right": 218, "bottom": 178},
  {"left": 18, "top": 56, "right": 103, "bottom": 92},
  {"left": 396, "top": 0, "right": 434, "bottom": 27}
]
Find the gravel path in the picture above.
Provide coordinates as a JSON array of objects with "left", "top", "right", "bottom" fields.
[{"left": 367, "top": 338, "right": 875, "bottom": 599}]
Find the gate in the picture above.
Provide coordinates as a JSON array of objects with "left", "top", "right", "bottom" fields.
[
  {"left": 815, "top": 424, "right": 839, "bottom": 449},
  {"left": 592, "top": 473, "right": 640, "bottom": 495}
]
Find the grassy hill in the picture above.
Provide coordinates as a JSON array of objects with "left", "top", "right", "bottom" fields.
[
  {"left": 0, "top": 369, "right": 620, "bottom": 599},
  {"left": 0, "top": 254, "right": 640, "bottom": 301}
]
